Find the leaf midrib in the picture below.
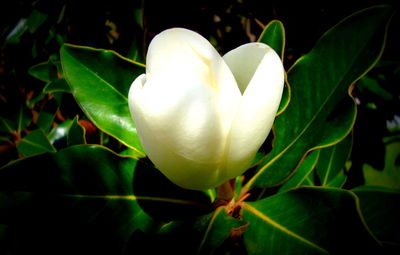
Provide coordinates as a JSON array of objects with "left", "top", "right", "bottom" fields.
[
  {"left": 243, "top": 203, "right": 329, "bottom": 254},
  {"left": 196, "top": 207, "right": 223, "bottom": 254},
  {"left": 65, "top": 49, "right": 129, "bottom": 103},
  {"left": 297, "top": 151, "right": 320, "bottom": 187},
  {"left": 63, "top": 47, "right": 146, "bottom": 155},
  {"left": 63, "top": 194, "right": 208, "bottom": 207},
  {"left": 17, "top": 107, "right": 24, "bottom": 133},
  {"left": 20, "top": 137, "right": 55, "bottom": 152},
  {"left": 1, "top": 118, "right": 13, "bottom": 132},
  {"left": 246, "top": 77, "right": 341, "bottom": 189},
  {"left": 322, "top": 146, "right": 337, "bottom": 185}
]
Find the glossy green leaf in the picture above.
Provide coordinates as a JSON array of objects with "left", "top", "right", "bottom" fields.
[
  {"left": 67, "top": 116, "right": 86, "bottom": 146},
  {"left": 46, "top": 117, "right": 86, "bottom": 149},
  {"left": 48, "top": 119, "right": 72, "bottom": 149},
  {"left": 258, "top": 20, "right": 285, "bottom": 59},
  {"left": 234, "top": 175, "right": 244, "bottom": 201},
  {"left": 242, "top": 187, "right": 380, "bottom": 254},
  {"left": 279, "top": 150, "right": 320, "bottom": 193},
  {"left": 38, "top": 111, "right": 53, "bottom": 132},
  {"left": 119, "top": 147, "right": 149, "bottom": 158},
  {"left": 326, "top": 171, "right": 347, "bottom": 188},
  {"left": 316, "top": 133, "right": 352, "bottom": 186},
  {"left": 43, "top": 78, "right": 71, "bottom": 93},
  {"left": 36, "top": 110, "right": 55, "bottom": 133},
  {"left": 0, "top": 145, "right": 210, "bottom": 254},
  {"left": 194, "top": 207, "right": 243, "bottom": 255},
  {"left": 353, "top": 186, "right": 400, "bottom": 250},
  {"left": 250, "top": 151, "right": 266, "bottom": 166},
  {"left": 151, "top": 206, "right": 243, "bottom": 254},
  {"left": 36, "top": 98, "right": 58, "bottom": 133},
  {"left": 245, "top": 6, "right": 393, "bottom": 190},
  {"left": 17, "top": 129, "right": 56, "bottom": 156},
  {"left": 28, "top": 60, "right": 58, "bottom": 82},
  {"left": 363, "top": 138, "right": 400, "bottom": 189},
  {"left": 29, "top": 58, "right": 71, "bottom": 94},
  {"left": 61, "top": 44, "right": 145, "bottom": 155},
  {"left": 276, "top": 82, "right": 291, "bottom": 116}
]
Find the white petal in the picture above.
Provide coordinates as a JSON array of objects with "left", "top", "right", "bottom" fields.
[
  {"left": 222, "top": 43, "right": 285, "bottom": 179},
  {"left": 146, "top": 28, "right": 241, "bottom": 134},
  {"left": 128, "top": 28, "right": 241, "bottom": 190},
  {"left": 129, "top": 74, "right": 225, "bottom": 190}
]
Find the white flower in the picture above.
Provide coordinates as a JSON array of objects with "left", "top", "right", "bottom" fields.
[{"left": 128, "top": 28, "right": 284, "bottom": 190}]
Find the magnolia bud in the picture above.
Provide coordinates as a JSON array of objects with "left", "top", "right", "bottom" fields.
[{"left": 128, "top": 28, "right": 284, "bottom": 190}]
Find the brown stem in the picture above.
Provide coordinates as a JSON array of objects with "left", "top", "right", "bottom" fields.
[{"left": 214, "top": 179, "right": 235, "bottom": 207}]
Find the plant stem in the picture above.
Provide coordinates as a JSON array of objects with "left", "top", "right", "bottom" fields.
[{"left": 215, "top": 179, "right": 235, "bottom": 206}]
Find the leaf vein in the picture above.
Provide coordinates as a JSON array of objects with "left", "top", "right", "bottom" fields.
[
  {"left": 196, "top": 207, "right": 223, "bottom": 254},
  {"left": 20, "top": 138, "right": 55, "bottom": 152},
  {"left": 244, "top": 203, "right": 328, "bottom": 254},
  {"left": 66, "top": 51, "right": 129, "bottom": 102}
]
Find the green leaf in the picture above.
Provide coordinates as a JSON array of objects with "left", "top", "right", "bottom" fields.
[
  {"left": 0, "top": 117, "right": 15, "bottom": 133},
  {"left": 61, "top": 44, "right": 145, "bottom": 156},
  {"left": 119, "top": 147, "right": 148, "bottom": 158},
  {"left": 27, "top": 91, "right": 46, "bottom": 109},
  {"left": 242, "top": 187, "right": 381, "bottom": 254},
  {"left": 48, "top": 119, "right": 72, "bottom": 150},
  {"left": 279, "top": 150, "right": 320, "bottom": 193},
  {"left": 276, "top": 82, "right": 291, "bottom": 116},
  {"left": 316, "top": 133, "right": 352, "bottom": 186},
  {"left": 67, "top": 116, "right": 86, "bottom": 146},
  {"left": 326, "top": 171, "right": 347, "bottom": 188},
  {"left": 353, "top": 186, "right": 400, "bottom": 249},
  {"left": 36, "top": 98, "right": 58, "bottom": 133},
  {"left": 245, "top": 5, "right": 393, "bottom": 190},
  {"left": 0, "top": 145, "right": 151, "bottom": 254},
  {"left": 132, "top": 158, "right": 213, "bottom": 221},
  {"left": 47, "top": 117, "right": 85, "bottom": 149},
  {"left": 17, "top": 129, "right": 56, "bottom": 156},
  {"left": 26, "top": 9, "right": 48, "bottom": 33},
  {"left": 358, "top": 76, "right": 393, "bottom": 101},
  {"left": 258, "top": 20, "right": 285, "bottom": 60},
  {"left": 5, "top": 19, "right": 27, "bottom": 44},
  {"left": 363, "top": 138, "right": 400, "bottom": 189},
  {"left": 234, "top": 175, "right": 244, "bottom": 201},
  {"left": 5, "top": 9, "right": 47, "bottom": 45},
  {"left": 36, "top": 110, "right": 55, "bottom": 133},
  {"left": 29, "top": 58, "right": 71, "bottom": 94},
  {"left": 194, "top": 207, "right": 243, "bottom": 255},
  {"left": 0, "top": 145, "right": 210, "bottom": 254},
  {"left": 28, "top": 60, "right": 58, "bottom": 83},
  {"left": 15, "top": 106, "right": 31, "bottom": 134},
  {"left": 153, "top": 207, "right": 243, "bottom": 254},
  {"left": 43, "top": 78, "right": 71, "bottom": 93}
]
